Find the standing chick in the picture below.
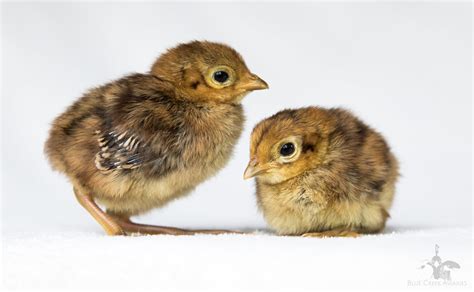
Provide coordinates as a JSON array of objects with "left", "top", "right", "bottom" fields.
[
  {"left": 45, "top": 41, "right": 268, "bottom": 235},
  {"left": 244, "top": 107, "right": 398, "bottom": 237}
]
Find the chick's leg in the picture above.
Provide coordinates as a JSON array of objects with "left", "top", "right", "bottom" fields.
[
  {"left": 106, "top": 212, "right": 192, "bottom": 235},
  {"left": 107, "top": 211, "right": 243, "bottom": 236},
  {"left": 74, "top": 189, "right": 195, "bottom": 236},
  {"left": 302, "top": 228, "right": 360, "bottom": 238},
  {"left": 73, "top": 188, "right": 125, "bottom": 236}
]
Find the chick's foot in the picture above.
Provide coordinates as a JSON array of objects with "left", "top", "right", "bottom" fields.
[{"left": 302, "top": 229, "right": 360, "bottom": 238}]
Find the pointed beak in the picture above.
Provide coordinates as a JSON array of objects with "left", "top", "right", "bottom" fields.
[
  {"left": 238, "top": 74, "right": 269, "bottom": 91},
  {"left": 244, "top": 158, "right": 265, "bottom": 180}
]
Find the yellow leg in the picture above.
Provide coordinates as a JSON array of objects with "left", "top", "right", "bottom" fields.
[
  {"left": 73, "top": 187, "right": 125, "bottom": 236},
  {"left": 107, "top": 212, "right": 243, "bottom": 236},
  {"left": 74, "top": 187, "right": 243, "bottom": 236}
]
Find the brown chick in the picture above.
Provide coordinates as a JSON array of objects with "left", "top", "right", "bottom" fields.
[
  {"left": 45, "top": 41, "right": 268, "bottom": 236},
  {"left": 244, "top": 107, "right": 399, "bottom": 237}
]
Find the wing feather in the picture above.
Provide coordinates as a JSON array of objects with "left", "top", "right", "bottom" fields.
[{"left": 94, "top": 129, "right": 145, "bottom": 173}]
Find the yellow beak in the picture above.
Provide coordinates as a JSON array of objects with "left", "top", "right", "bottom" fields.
[
  {"left": 238, "top": 74, "right": 269, "bottom": 91},
  {"left": 243, "top": 159, "right": 266, "bottom": 180}
]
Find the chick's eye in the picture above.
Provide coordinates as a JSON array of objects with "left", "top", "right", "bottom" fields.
[
  {"left": 280, "top": 143, "right": 295, "bottom": 156},
  {"left": 213, "top": 70, "right": 229, "bottom": 83}
]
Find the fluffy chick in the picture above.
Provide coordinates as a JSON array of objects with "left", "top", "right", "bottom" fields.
[
  {"left": 244, "top": 107, "right": 398, "bottom": 237},
  {"left": 45, "top": 41, "right": 268, "bottom": 235}
]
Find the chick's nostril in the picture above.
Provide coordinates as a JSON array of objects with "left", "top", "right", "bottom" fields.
[{"left": 249, "top": 158, "right": 258, "bottom": 167}]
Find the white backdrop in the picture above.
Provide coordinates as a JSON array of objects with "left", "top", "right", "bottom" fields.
[{"left": 1, "top": 2, "right": 472, "bottom": 233}]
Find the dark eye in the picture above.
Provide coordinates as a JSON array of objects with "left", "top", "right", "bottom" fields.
[
  {"left": 280, "top": 143, "right": 295, "bottom": 156},
  {"left": 213, "top": 70, "right": 229, "bottom": 83}
]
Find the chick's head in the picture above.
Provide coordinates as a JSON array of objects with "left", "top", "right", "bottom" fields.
[
  {"left": 151, "top": 41, "right": 268, "bottom": 104},
  {"left": 244, "top": 108, "right": 329, "bottom": 184}
]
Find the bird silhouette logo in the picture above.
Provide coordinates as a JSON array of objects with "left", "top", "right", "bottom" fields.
[{"left": 420, "top": 244, "right": 461, "bottom": 281}]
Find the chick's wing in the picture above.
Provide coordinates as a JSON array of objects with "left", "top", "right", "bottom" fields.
[{"left": 94, "top": 129, "right": 147, "bottom": 173}]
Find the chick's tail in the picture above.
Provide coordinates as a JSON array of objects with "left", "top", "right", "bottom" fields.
[
  {"left": 379, "top": 152, "right": 400, "bottom": 211},
  {"left": 44, "top": 126, "right": 68, "bottom": 173},
  {"left": 44, "top": 93, "right": 101, "bottom": 174}
]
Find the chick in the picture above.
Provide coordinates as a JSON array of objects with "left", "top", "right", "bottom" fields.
[
  {"left": 244, "top": 107, "right": 398, "bottom": 237},
  {"left": 45, "top": 41, "right": 268, "bottom": 235}
]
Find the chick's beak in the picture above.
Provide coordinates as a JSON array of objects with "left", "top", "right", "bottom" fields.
[
  {"left": 244, "top": 158, "right": 265, "bottom": 180},
  {"left": 238, "top": 74, "right": 269, "bottom": 91}
]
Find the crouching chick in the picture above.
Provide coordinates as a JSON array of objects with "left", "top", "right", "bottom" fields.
[{"left": 244, "top": 107, "right": 399, "bottom": 237}]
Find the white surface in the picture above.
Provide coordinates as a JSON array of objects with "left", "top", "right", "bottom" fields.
[{"left": 2, "top": 227, "right": 472, "bottom": 291}]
